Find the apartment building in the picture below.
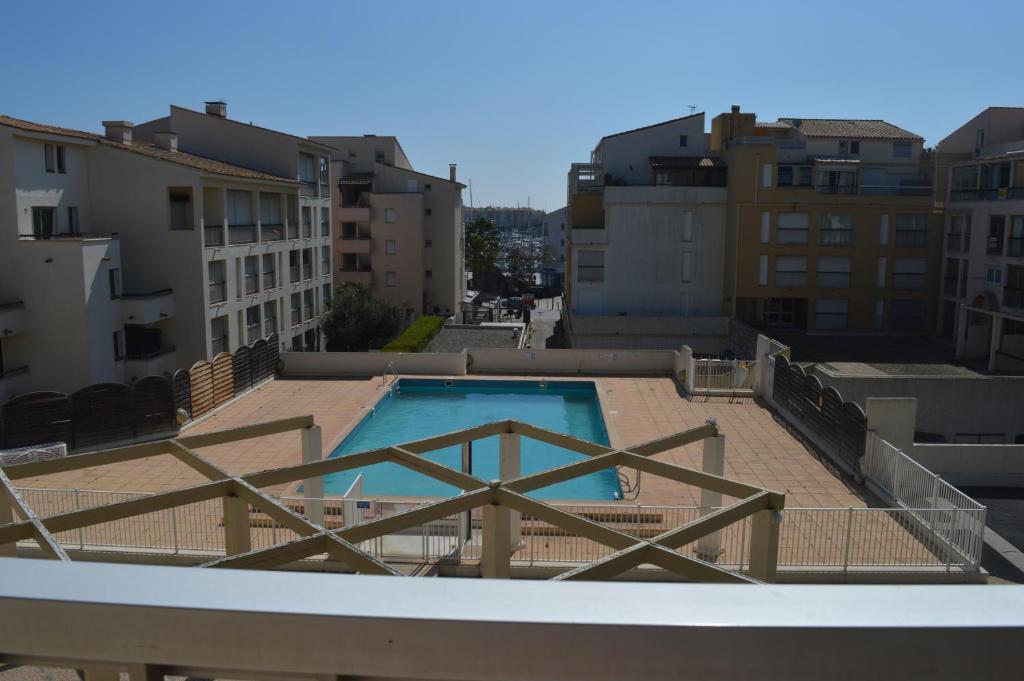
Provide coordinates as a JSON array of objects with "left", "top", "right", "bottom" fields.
[
  {"left": 0, "top": 103, "right": 331, "bottom": 398},
  {"left": 565, "top": 113, "right": 728, "bottom": 326},
  {"left": 464, "top": 206, "right": 545, "bottom": 237},
  {"left": 310, "top": 135, "right": 465, "bottom": 321},
  {"left": 935, "top": 107, "right": 1024, "bottom": 371},
  {"left": 540, "top": 206, "right": 566, "bottom": 289},
  {"left": 712, "top": 106, "right": 940, "bottom": 333}
]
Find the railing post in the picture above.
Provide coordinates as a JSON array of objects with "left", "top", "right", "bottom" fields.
[
  {"left": 301, "top": 425, "right": 325, "bottom": 527},
  {"left": 499, "top": 431, "right": 521, "bottom": 547},
  {"left": 222, "top": 490, "right": 251, "bottom": 556},
  {"left": 171, "top": 506, "right": 180, "bottom": 555},
  {"left": 842, "top": 507, "right": 853, "bottom": 575},
  {"left": 696, "top": 430, "right": 725, "bottom": 562},
  {"left": 458, "top": 441, "right": 472, "bottom": 554},
  {"left": 74, "top": 488, "right": 84, "bottom": 550},
  {"left": 481, "top": 483, "right": 511, "bottom": 579},
  {"left": 748, "top": 509, "right": 782, "bottom": 583}
]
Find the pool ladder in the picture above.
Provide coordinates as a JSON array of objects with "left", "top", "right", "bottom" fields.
[{"left": 381, "top": 362, "right": 399, "bottom": 391}]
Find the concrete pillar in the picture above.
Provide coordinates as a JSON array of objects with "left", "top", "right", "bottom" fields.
[
  {"left": 676, "top": 345, "right": 693, "bottom": 387},
  {"left": 301, "top": 425, "right": 325, "bottom": 527},
  {"left": 988, "top": 315, "right": 1004, "bottom": 372},
  {"left": 748, "top": 509, "right": 781, "bottom": 582},
  {"left": 458, "top": 442, "right": 472, "bottom": 551},
  {"left": 222, "top": 492, "right": 252, "bottom": 556},
  {"left": 864, "top": 397, "right": 918, "bottom": 454},
  {"left": 955, "top": 304, "right": 969, "bottom": 359},
  {"left": 481, "top": 487, "right": 511, "bottom": 579},
  {"left": 499, "top": 432, "right": 521, "bottom": 546},
  {"left": 0, "top": 496, "right": 15, "bottom": 557},
  {"left": 754, "top": 335, "right": 771, "bottom": 397},
  {"left": 696, "top": 434, "right": 725, "bottom": 562}
]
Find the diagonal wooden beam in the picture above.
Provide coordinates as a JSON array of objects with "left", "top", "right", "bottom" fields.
[
  {"left": 650, "top": 492, "right": 775, "bottom": 551},
  {"left": 337, "top": 487, "right": 495, "bottom": 544},
  {"left": 167, "top": 441, "right": 231, "bottom": 481},
  {"left": 1, "top": 440, "right": 169, "bottom": 481},
  {"left": 645, "top": 544, "right": 759, "bottom": 584},
  {"left": 496, "top": 489, "right": 637, "bottom": 551},
  {"left": 231, "top": 480, "right": 321, "bottom": 538},
  {"left": 0, "top": 521, "right": 35, "bottom": 547},
  {"left": 618, "top": 452, "right": 767, "bottom": 499},
  {"left": 0, "top": 468, "right": 70, "bottom": 561},
  {"left": 552, "top": 544, "right": 650, "bottom": 581},
  {"left": 389, "top": 447, "right": 489, "bottom": 491},
  {"left": 397, "top": 420, "right": 512, "bottom": 454},
  {"left": 199, "top": 533, "right": 326, "bottom": 570},
  {"left": 502, "top": 451, "right": 623, "bottom": 495},
  {"left": 242, "top": 448, "right": 389, "bottom": 489},
  {"left": 627, "top": 422, "right": 718, "bottom": 457},
  {"left": 176, "top": 415, "right": 314, "bottom": 449},
  {"left": 30, "top": 519, "right": 70, "bottom": 561},
  {"left": 510, "top": 422, "right": 613, "bottom": 457}
]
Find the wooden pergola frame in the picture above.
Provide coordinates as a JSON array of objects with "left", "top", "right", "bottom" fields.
[{"left": 0, "top": 416, "right": 785, "bottom": 582}]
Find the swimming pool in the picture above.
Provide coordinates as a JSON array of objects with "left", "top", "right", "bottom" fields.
[{"left": 322, "top": 379, "right": 621, "bottom": 500}]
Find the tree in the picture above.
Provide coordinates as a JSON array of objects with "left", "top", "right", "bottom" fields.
[
  {"left": 465, "top": 217, "right": 500, "bottom": 290},
  {"left": 322, "top": 283, "right": 402, "bottom": 351},
  {"left": 504, "top": 244, "right": 537, "bottom": 295}
]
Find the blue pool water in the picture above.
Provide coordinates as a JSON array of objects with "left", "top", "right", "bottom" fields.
[{"left": 322, "top": 379, "right": 621, "bottom": 500}]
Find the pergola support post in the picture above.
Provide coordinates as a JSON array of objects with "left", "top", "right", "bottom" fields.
[
  {"left": 499, "top": 431, "right": 521, "bottom": 547},
  {"left": 748, "top": 508, "right": 781, "bottom": 582},
  {"left": 301, "top": 425, "right": 325, "bottom": 527},
  {"left": 223, "top": 491, "right": 252, "bottom": 556},
  {"left": 696, "top": 432, "right": 725, "bottom": 561},
  {"left": 481, "top": 491, "right": 511, "bottom": 579}
]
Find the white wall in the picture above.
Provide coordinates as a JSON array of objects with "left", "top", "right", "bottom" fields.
[
  {"left": 281, "top": 351, "right": 468, "bottom": 377},
  {"left": 469, "top": 348, "right": 678, "bottom": 374},
  {"left": 597, "top": 114, "right": 708, "bottom": 185}
]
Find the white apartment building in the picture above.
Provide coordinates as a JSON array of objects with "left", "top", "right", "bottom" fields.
[
  {"left": 311, "top": 135, "right": 465, "bottom": 321},
  {"left": 0, "top": 103, "right": 331, "bottom": 398},
  {"left": 936, "top": 107, "right": 1024, "bottom": 371},
  {"left": 540, "top": 206, "right": 566, "bottom": 289},
  {"left": 566, "top": 113, "right": 727, "bottom": 326}
]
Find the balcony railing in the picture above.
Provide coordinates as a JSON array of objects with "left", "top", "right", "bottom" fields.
[
  {"left": 819, "top": 229, "right": 854, "bottom": 246},
  {"left": 299, "top": 181, "right": 317, "bottom": 197},
  {"left": 987, "top": 235, "right": 1004, "bottom": 255},
  {"left": 303, "top": 264, "right": 313, "bottom": 280},
  {"left": 775, "top": 272, "right": 806, "bottom": 288},
  {"left": 204, "top": 224, "right": 225, "bottom": 247},
  {"left": 815, "top": 185, "right": 857, "bottom": 195},
  {"left": 319, "top": 183, "right": 330, "bottom": 199},
  {"left": 208, "top": 281, "right": 226, "bottom": 304},
  {"left": 341, "top": 232, "right": 371, "bottom": 240},
  {"left": 290, "top": 265, "right": 300, "bottom": 283},
  {"left": 860, "top": 185, "right": 932, "bottom": 197},
  {"left": 244, "top": 273, "right": 258, "bottom": 295},
  {"left": 291, "top": 308, "right": 301, "bottom": 326},
  {"left": 264, "top": 319, "right": 277, "bottom": 336},
  {"left": 321, "top": 222, "right": 330, "bottom": 237},
  {"left": 1004, "top": 286, "right": 1024, "bottom": 310},
  {"left": 816, "top": 272, "right": 851, "bottom": 289},
  {"left": 260, "top": 223, "right": 285, "bottom": 242},
  {"left": 1008, "top": 237, "right": 1024, "bottom": 257},
  {"left": 569, "top": 163, "right": 603, "bottom": 193},
  {"left": 211, "top": 335, "right": 227, "bottom": 355},
  {"left": 891, "top": 273, "right": 925, "bottom": 290},
  {"left": 340, "top": 265, "right": 372, "bottom": 272},
  {"left": 303, "top": 305, "right": 313, "bottom": 321},
  {"left": 262, "top": 272, "right": 277, "bottom": 290},
  {"left": 228, "top": 224, "right": 257, "bottom": 245},
  {"left": 287, "top": 223, "right": 299, "bottom": 240},
  {"left": 124, "top": 346, "right": 176, "bottom": 361},
  {"left": 895, "top": 230, "right": 928, "bottom": 248}
]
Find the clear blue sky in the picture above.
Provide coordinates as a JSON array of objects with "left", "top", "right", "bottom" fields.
[{"left": 2, "top": 1, "right": 1021, "bottom": 212}]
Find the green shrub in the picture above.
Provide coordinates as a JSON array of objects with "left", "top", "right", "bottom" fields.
[{"left": 381, "top": 316, "right": 445, "bottom": 353}]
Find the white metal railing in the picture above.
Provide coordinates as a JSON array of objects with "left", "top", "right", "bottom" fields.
[
  {"left": 862, "top": 433, "right": 986, "bottom": 567},
  {"left": 690, "top": 358, "right": 757, "bottom": 393},
  {"left": 12, "top": 488, "right": 981, "bottom": 573}
]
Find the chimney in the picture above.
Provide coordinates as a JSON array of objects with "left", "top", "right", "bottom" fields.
[
  {"left": 731, "top": 104, "right": 740, "bottom": 115},
  {"left": 102, "top": 120, "right": 134, "bottom": 144},
  {"left": 153, "top": 131, "right": 178, "bottom": 152},
  {"left": 205, "top": 100, "right": 227, "bottom": 118},
  {"left": 449, "top": 163, "right": 457, "bottom": 183}
]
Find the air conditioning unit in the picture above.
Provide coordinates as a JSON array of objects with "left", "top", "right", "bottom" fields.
[{"left": 0, "top": 442, "right": 68, "bottom": 466}]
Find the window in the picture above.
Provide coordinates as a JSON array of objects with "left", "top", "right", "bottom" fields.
[
  {"left": 1010, "top": 216, "right": 1024, "bottom": 257},
  {"left": 891, "top": 300, "right": 924, "bottom": 331},
  {"left": 679, "top": 135, "right": 688, "bottom": 147},
  {"left": 320, "top": 207, "right": 330, "bottom": 237},
  {"left": 814, "top": 299, "right": 849, "bottom": 330},
  {"left": 385, "top": 239, "right": 397, "bottom": 255},
  {"left": 108, "top": 268, "right": 122, "bottom": 299},
  {"left": 817, "top": 169, "right": 856, "bottom": 193},
  {"left": 261, "top": 253, "right": 277, "bottom": 291},
  {"left": 819, "top": 214, "right": 853, "bottom": 246},
  {"left": 879, "top": 214, "right": 889, "bottom": 246},
  {"left": 839, "top": 140, "right": 859, "bottom": 155},
  {"left": 321, "top": 283, "right": 331, "bottom": 308},
  {"left": 959, "top": 260, "right": 969, "bottom": 297},
  {"left": 321, "top": 246, "right": 330, "bottom": 274},
  {"left": 947, "top": 214, "right": 966, "bottom": 252},
  {"left": 894, "top": 214, "right": 928, "bottom": 247},
  {"left": 838, "top": 140, "right": 848, "bottom": 155},
  {"left": 877, "top": 256, "right": 887, "bottom": 288},
  {"left": 319, "top": 157, "right": 329, "bottom": 195},
  {"left": 850, "top": 141, "right": 860, "bottom": 155},
  {"left": 1005, "top": 265, "right": 1024, "bottom": 309},
  {"left": 407, "top": 180, "right": 418, "bottom": 192},
  {"left": 758, "top": 255, "right": 768, "bottom": 287},
  {"left": 986, "top": 266, "right": 1003, "bottom": 285},
  {"left": 290, "top": 293, "right": 301, "bottom": 326},
  {"left": 263, "top": 300, "right": 278, "bottom": 336},
  {"left": 302, "top": 248, "right": 313, "bottom": 280},
  {"left": 975, "top": 129, "right": 985, "bottom": 151},
  {"left": 112, "top": 330, "right": 124, "bottom": 361},
  {"left": 243, "top": 255, "right": 259, "bottom": 294},
  {"left": 761, "top": 164, "right": 773, "bottom": 188},
  {"left": 44, "top": 144, "right": 55, "bottom": 173},
  {"left": 298, "top": 153, "right": 316, "bottom": 183},
  {"left": 761, "top": 298, "right": 796, "bottom": 327},
  {"left": 208, "top": 260, "right": 226, "bottom": 303},
  {"left": 375, "top": 150, "right": 385, "bottom": 162},
  {"left": 424, "top": 208, "right": 432, "bottom": 217},
  {"left": 384, "top": 208, "right": 396, "bottom": 224},
  {"left": 777, "top": 166, "right": 793, "bottom": 186},
  {"left": 386, "top": 271, "right": 397, "bottom": 287},
  {"left": 760, "top": 212, "right": 770, "bottom": 244},
  {"left": 577, "top": 250, "right": 605, "bottom": 282},
  {"left": 289, "top": 250, "right": 300, "bottom": 283},
  {"left": 777, "top": 213, "right": 808, "bottom": 244},
  {"left": 210, "top": 316, "right": 228, "bottom": 355},
  {"left": 226, "top": 190, "right": 253, "bottom": 226},
  {"left": 893, "top": 141, "right": 912, "bottom": 159},
  {"left": 944, "top": 257, "right": 960, "bottom": 296},
  {"left": 425, "top": 269, "right": 433, "bottom": 279},
  {"left": 987, "top": 216, "right": 1006, "bottom": 255},
  {"left": 816, "top": 256, "right": 852, "bottom": 288},
  {"left": 681, "top": 212, "right": 693, "bottom": 242},
  {"left": 67, "top": 206, "right": 79, "bottom": 234},
  {"left": 893, "top": 257, "right": 926, "bottom": 290},
  {"left": 259, "top": 193, "right": 282, "bottom": 225},
  {"left": 873, "top": 300, "right": 884, "bottom": 330},
  {"left": 168, "top": 189, "right": 193, "bottom": 230},
  {"left": 246, "top": 305, "right": 261, "bottom": 343},
  {"left": 680, "top": 251, "right": 693, "bottom": 283},
  {"left": 425, "top": 239, "right": 432, "bottom": 248},
  {"left": 301, "top": 206, "right": 312, "bottom": 238},
  {"left": 291, "top": 334, "right": 302, "bottom": 352},
  {"left": 425, "top": 183, "right": 432, "bottom": 191},
  {"left": 31, "top": 207, "right": 55, "bottom": 238},
  {"left": 302, "top": 289, "right": 314, "bottom": 320},
  {"left": 775, "top": 256, "right": 807, "bottom": 288},
  {"left": 56, "top": 145, "right": 66, "bottom": 173}
]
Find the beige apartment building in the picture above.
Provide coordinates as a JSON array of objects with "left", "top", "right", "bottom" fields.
[
  {"left": 311, "top": 135, "right": 465, "bottom": 321},
  {"left": 0, "top": 102, "right": 331, "bottom": 398},
  {"left": 711, "top": 106, "right": 941, "bottom": 333}
]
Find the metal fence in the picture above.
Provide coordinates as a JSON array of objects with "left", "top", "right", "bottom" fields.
[
  {"left": 13, "top": 488, "right": 980, "bottom": 573},
  {"left": 691, "top": 359, "right": 756, "bottom": 393},
  {"left": 862, "top": 433, "right": 987, "bottom": 566}
]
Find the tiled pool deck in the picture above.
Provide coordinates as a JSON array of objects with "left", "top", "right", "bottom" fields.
[{"left": 17, "top": 375, "right": 865, "bottom": 509}]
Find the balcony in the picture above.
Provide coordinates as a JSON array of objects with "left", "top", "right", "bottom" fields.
[
  {"left": 815, "top": 185, "right": 857, "bottom": 195},
  {"left": 204, "top": 222, "right": 225, "bottom": 247},
  {"left": 287, "top": 222, "right": 300, "bottom": 240},
  {"left": 860, "top": 185, "right": 932, "bottom": 197},
  {"left": 569, "top": 163, "right": 603, "bottom": 194},
  {"left": 336, "top": 269, "right": 372, "bottom": 286},
  {"left": 291, "top": 308, "right": 301, "bottom": 327},
  {"left": 816, "top": 272, "right": 851, "bottom": 289},
  {"left": 121, "top": 289, "right": 174, "bottom": 325},
  {"left": 340, "top": 236, "right": 371, "bottom": 254},
  {"left": 0, "top": 301, "right": 26, "bottom": 336},
  {"left": 123, "top": 346, "right": 177, "bottom": 380},
  {"left": 228, "top": 224, "right": 258, "bottom": 246},
  {"left": 337, "top": 206, "right": 371, "bottom": 222},
  {"left": 20, "top": 231, "right": 119, "bottom": 241},
  {"left": 0, "top": 365, "right": 31, "bottom": 399},
  {"left": 299, "top": 181, "right": 317, "bottom": 198},
  {"left": 262, "top": 272, "right": 277, "bottom": 290},
  {"left": 209, "top": 281, "right": 227, "bottom": 305},
  {"left": 244, "top": 273, "right": 259, "bottom": 296},
  {"left": 260, "top": 223, "right": 285, "bottom": 242},
  {"left": 302, "top": 263, "right": 313, "bottom": 280},
  {"left": 819, "top": 229, "right": 854, "bottom": 247}
]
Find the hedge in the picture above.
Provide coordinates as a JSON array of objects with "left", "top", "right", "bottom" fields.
[{"left": 381, "top": 316, "right": 445, "bottom": 353}]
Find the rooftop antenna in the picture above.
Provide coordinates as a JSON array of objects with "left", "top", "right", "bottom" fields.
[
  {"left": 687, "top": 104, "right": 697, "bottom": 115},
  {"left": 468, "top": 178, "right": 475, "bottom": 208}
]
